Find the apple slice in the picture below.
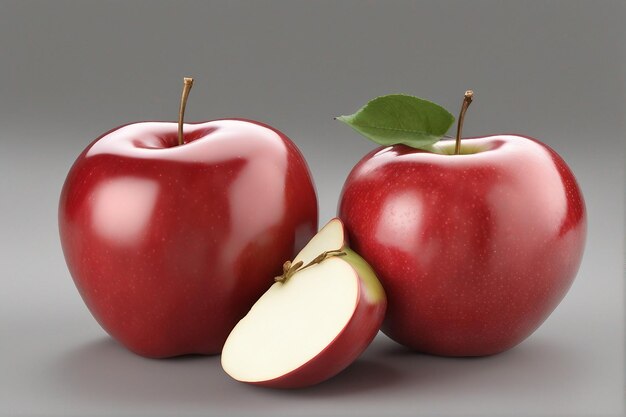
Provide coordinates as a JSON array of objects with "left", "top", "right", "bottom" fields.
[{"left": 221, "top": 218, "right": 386, "bottom": 388}]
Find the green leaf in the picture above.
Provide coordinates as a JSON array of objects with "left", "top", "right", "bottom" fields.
[{"left": 336, "top": 94, "right": 455, "bottom": 149}]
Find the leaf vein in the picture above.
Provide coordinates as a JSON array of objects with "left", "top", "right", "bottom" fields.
[{"left": 351, "top": 122, "right": 440, "bottom": 135}]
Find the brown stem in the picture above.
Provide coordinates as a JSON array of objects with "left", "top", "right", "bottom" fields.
[
  {"left": 454, "top": 90, "right": 474, "bottom": 155},
  {"left": 274, "top": 250, "right": 347, "bottom": 283},
  {"left": 178, "top": 77, "right": 194, "bottom": 146}
]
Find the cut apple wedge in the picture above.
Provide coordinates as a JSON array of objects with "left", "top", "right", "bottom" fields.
[{"left": 221, "top": 218, "right": 386, "bottom": 389}]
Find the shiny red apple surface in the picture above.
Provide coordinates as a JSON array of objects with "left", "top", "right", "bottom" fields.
[
  {"left": 59, "top": 120, "right": 318, "bottom": 358},
  {"left": 339, "top": 135, "right": 586, "bottom": 356}
]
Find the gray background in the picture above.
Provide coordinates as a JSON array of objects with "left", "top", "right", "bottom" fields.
[{"left": 0, "top": 1, "right": 624, "bottom": 416}]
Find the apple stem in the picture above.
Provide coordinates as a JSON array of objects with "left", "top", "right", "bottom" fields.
[
  {"left": 454, "top": 90, "right": 474, "bottom": 155},
  {"left": 178, "top": 77, "right": 194, "bottom": 146},
  {"left": 274, "top": 250, "right": 347, "bottom": 283}
]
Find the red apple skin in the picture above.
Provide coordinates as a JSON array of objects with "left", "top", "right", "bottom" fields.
[
  {"left": 339, "top": 135, "right": 586, "bottom": 356},
  {"left": 251, "top": 270, "right": 386, "bottom": 389},
  {"left": 59, "top": 119, "right": 318, "bottom": 358}
]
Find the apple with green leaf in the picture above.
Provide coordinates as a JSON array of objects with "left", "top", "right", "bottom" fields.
[
  {"left": 221, "top": 218, "right": 386, "bottom": 388},
  {"left": 337, "top": 91, "right": 586, "bottom": 356}
]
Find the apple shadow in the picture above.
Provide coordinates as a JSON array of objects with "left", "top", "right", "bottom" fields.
[
  {"left": 368, "top": 334, "right": 591, "bottom": 394},
  {"left": 274, "top": 357, "right": 408, "bottom": 398},
  {"left": 46, "top": 337, "right": 229, "bottom": 408},
  {"left": 46, "top": 333, "right": 588, "bottom": 412}
]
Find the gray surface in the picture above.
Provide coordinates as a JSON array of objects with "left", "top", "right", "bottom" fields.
[{"left": 0, "top": 1, "right": 624, "bottom": 416}]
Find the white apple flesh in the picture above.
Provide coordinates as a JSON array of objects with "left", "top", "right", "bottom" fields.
[{"left": 221, "top": 218, "right": 386, "bottom": 388}]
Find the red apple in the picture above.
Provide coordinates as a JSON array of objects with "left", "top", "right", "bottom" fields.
[
  {"left": 221, "top": 218, "right": 386, "bottom": 388},
  {"left": 339, "top": 135, "right": 586, "bottom": 356},
  {"left": 59, "top": 80, "right": 318, "bottom": 357}
]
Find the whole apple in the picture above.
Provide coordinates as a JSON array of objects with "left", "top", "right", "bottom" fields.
[
  {"left": 59, "top": 79, "right": 318, "bottom": 358},
  {"left": 338, "top": 92, "right": 586, "bottom": 356}
]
